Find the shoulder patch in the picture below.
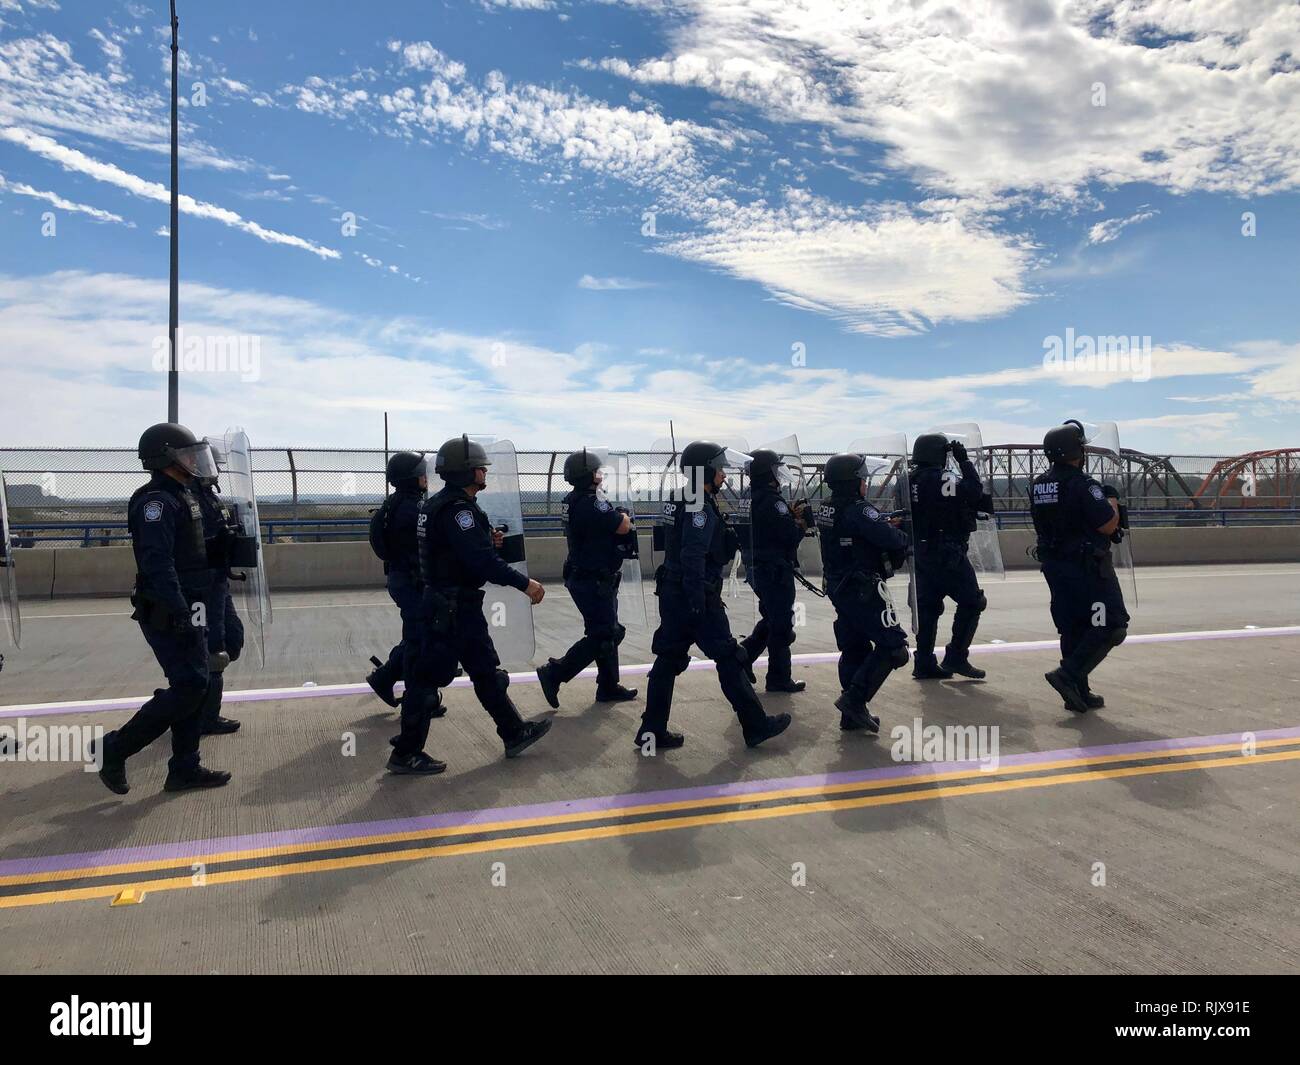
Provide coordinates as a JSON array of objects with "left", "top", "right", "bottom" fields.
[
  {"left": 775, "top": 500, "right": 789, "bottom": 515},
  {"left": 863, "top": 504, "right": 880, "bottom": 521},
  {"left": 1090, "top": 485, "right": 1105, "bottom": 501},
  {"left": 596, "top": 498, "right": 612, "bottom": 512},
  {"left": 143, "top": 500, "right": 164, "bottom": 522},
  {"left": 455, "top": 509, "right": 476, "bottom": 531},
  {"left": 692, "top": 511, "right": 707, "bottom": 528}
]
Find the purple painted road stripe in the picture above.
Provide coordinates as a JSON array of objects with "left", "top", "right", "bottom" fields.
[
  {"left": 2, "top": 725, "right": 1296, "bottom": 879},
  {"left": 3, "top": 625, "right": 1298, "bottom": 719}
]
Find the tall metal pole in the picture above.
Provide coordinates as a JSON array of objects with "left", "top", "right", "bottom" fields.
[
  {"left": 383, "top": 412, "right": 390, "bottom": 496},
  {"left": 167, "top": 0, "right": 180, "bottom": 423}
]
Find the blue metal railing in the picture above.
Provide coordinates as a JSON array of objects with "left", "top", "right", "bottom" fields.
[{"left": 9, "top": 508, "right": 1300, "bottom": 546}]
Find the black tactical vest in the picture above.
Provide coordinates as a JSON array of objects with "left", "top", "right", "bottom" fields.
[
  {"left": 658, "top": 491, "right": 731, "bottom": 584},
  {"left": 128, "top": 481, "right": 209, "bottom": 589},
  {"left": 1031, "top": 464, "right": 1081, "bottom": 558},
  {"left": 815, "top": 493, "right": 881, "bottom": 586},
  {"left": 416, "top": 488, "right": 485, "bottom": 590}
]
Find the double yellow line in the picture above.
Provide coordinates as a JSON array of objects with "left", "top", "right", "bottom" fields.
[{"left": 3, "top": 737, "right": 1297, "bottom": 910}]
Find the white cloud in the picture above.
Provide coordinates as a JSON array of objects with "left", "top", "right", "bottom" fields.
[
  {"left": 1088, "top": 206, "right": 1158, "bottom": 245},
  {"left": 3, "top": 272, "right": 1293, "bottom": 453},
  {"left": 578, "top": 274, "right": 658, "bottom": 291},
  {"left": 0, "top": 126, "right": 341, "bottom": 259},
  {"left": 0, "top": 32, "right": 244, "bottom": 171},
  {"left": 0, "top": 172, "right": 128, "bottom": 223},
  {"left": 660, "top": 191, "right": 1034, "bottom": 335},
  {"left": 296, "top": 40, "right": 721, "bottom": 195},
  {"left": 423, "top": 209, "right": 507, "bottom": 230},
  {"left": 482, "top": 0, "right": 554, "bottom": 10},
  {"left": 288, "top": 40, "right": 1037, "bottom": 335},
  {"left": 598, "top": 0, "right": 1300, "bottom": 202}
]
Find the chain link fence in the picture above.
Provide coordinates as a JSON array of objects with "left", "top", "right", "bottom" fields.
[{"left": 1, "top": 446, "right": 1296, "bottom": 546}]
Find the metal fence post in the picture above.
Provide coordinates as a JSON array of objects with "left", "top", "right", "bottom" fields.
[{"left": 287, "top": 448, "right": 299, "bottom": 521}]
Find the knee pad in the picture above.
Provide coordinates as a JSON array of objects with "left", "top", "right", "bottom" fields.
[
  {"left": 492, "top": 667, "right": 510, "bottom": 693},
  {"left": 1108, "top": 626, "right": 1128, "bottom": 648},
  {"left": 651, "top": 652, "right": 690, "bottom": 678},
  {"left": 207, "top": 650, "right": 230, "bottom": 673},
  {"left": 614, "top": 623, "right": 627, "bottom": 645},
  {"left": 972, "top": 590, "right": 988, "bottom": 614},
  {"left": 888, "top": 645, "right": 910, "bottom": 670}
]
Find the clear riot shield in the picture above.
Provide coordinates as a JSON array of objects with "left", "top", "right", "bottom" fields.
[
  {"left": 590, "top": 448, "right": 647, "bottom": 630},
  {"left": 0, "top": 466, "right": 20, "bottom": 649},
  {"left": 649, "top": 437, "right": 683, "bottom": 573},
  {"left": 212, "top": 429, "right": 271, "bottom": 667},
  {"left": 1080, "top": 420, "right": 1137, "bottom": 609},
  {"left": 928, "top": 422, "right": 1005, "bottom": 580},
  {"left": 848, "top": 433, "right": 917, "bottom": 633},
  {"left": 476, "top": 439, "right": 536, "bottom": 666}
]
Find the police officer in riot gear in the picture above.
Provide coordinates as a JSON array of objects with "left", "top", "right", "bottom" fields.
[
  {"left": 816, "top": 453, "right": 911, "bottom": 733},
  {"left": 365, "top": 451, "right": 427, "bottom": 708},
  {"left": 393, "top": 436, "right": 551, "bottom": 774},
  {"left": 908, "top": 433, "right": 989, "bottom": 680},
  {"left": 92, "top": 423, "right": 231, "bottom": 794},
  {"left": 1031, "top": 422, "right": 1129, "bottom": 712},
  {"left": 638, "top": 441, "right": 791, "bottom": 751},
  {"left": 194, "top": 451, "right": 245, "bottom": 735},
  {"left": 536, "top": 449, "right": 638, "bottom": 708},
  {"left": 739, "top": 448, "right": 809, "bottom": 693}
]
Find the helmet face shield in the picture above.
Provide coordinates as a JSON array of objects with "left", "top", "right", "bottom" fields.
[
  {"left": 719, "top": 446, "right": 753, "bottom": 472},
  {"left": 174, "top": 442, "right": 218, "bottom": 481},
  {"left": 773, "top": 462, "right": 800, "bottom": 489}
]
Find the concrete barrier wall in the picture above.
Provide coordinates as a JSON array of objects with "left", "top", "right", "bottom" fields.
[{"left": 12, "top": 525, "right": 1300, "bottom": 599}]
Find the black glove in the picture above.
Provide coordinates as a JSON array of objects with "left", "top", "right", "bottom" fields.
[
  {"left": 1100, "top": 483, "right": 1119, "bottom": 500},
  {"left": 950, "top": 441, "right": 968, "bottom": 464}
]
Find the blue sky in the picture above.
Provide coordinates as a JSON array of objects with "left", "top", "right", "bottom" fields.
[{"left": 1, "top": 0, "right": 1298, "bottom": 452}]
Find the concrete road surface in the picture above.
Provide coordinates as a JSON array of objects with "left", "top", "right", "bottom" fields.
[{"left": 1, "top": 564, "right": 1297, "bottom": 974}]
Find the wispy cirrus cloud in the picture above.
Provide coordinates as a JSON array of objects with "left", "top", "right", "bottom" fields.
[
  {"left": 1088, "top": 206, "right": 1158, "bottom": 245},
  {"left": 0, "top": 32, "right": 246, "bottom": 171},
  {"left": 0, "top": 171, "right": 127, "bottom": 224},
  {"left": 578, "top": 274, "right": 658, "bottom": 291},
  {"left": 0, "top": 126, "right": 340, "bottom": 259}
]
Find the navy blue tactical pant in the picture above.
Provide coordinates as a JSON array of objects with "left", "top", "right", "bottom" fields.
[
  {"left": 113, "top": 620, "right": 210, "bottom": 773},
  {"left": 200, "top": 577, "right": 245, "bottom": 727},
  {"left": 1042, "top": 553, "right": 1129, "bottom": 685},
  {"left": 912, "top": 543, "right": 984, "bottom": 664},
  {"left": 552, "top": 572, "right": 624, "bottom": 692},
  {"left": 830, "top": 576, "right": 909, "bottom": 699},
  {"left": 373, "top": 568, "right": 421, "bottom": 690},
  {"left": 397, "top": 589, "right": 525, "bottom": 756},
  {"left": 641, "top": 581, "right": 766, "bottom": 737},
  {"left": 741, "top": 562, "right": 797, "bottom": 684}
]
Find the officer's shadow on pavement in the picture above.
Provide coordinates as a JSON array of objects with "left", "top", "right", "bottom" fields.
[
  {"left": 820, "top": 719, "right": 955, "bottom": 843},
  {"left": 2, "top": 748, "right": 175, "bottom": 862},
  {"left": 254, "top": 715, "right": 572, "bottom": 921},
  {"left": 1055, "top": 706, "right": 1234, "bottom": 812},
  {"left": 912, "top": 674, "right": 1233, "bottom": 813},
  {"left": 619, "top": 748, "right": 723, "bottom": 878}
]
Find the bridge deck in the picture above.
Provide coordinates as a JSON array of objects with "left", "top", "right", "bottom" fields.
[{"left": 1, "top": 565, "right": 1297, "bottom": 974}]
